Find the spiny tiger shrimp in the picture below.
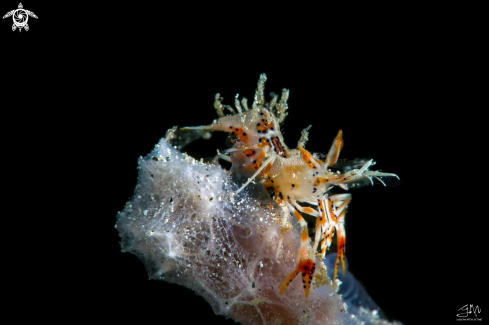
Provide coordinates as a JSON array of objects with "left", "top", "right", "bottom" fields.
[{"left": 182, "top": 74, "right": 399, "bottom": 298}]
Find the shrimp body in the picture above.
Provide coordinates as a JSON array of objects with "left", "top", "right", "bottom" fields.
[
  {"left": 268, "top": 149, "right": 321, "bottom": 198},
  {"left": 182, "top": 74, "right": 399, "bottom": 298},
  {"left": 184, "top": 106, "right": 288, "bottom": 170}
]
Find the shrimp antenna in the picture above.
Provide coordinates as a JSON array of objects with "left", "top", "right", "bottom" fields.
[
  {"left": 275, "top": 88, "right": 289, "bottom": 124},
  {"left": 298, "top": 125, "right": 312, "bottom": 148},
  {"left": 252, "top": 74, "right": 267, "bottom": 110}
]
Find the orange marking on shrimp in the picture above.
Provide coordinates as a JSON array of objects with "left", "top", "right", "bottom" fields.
[
  {"left": 328, "top": 226, "right": 335, "bottom": 246},
  {"left": 336, "top": 196, "right": 352, "bottom": 213},
  {"left": 279, "top": 270, "right": 299, "bottom": 295},
  {"left": 242, "top": 149, "right": 253, "bottom": 155},
  {"left": 261, "top": 118, "right": 273, "bottom": 128},
  {"left": 319, "top": 225, "right": 335, "bottom": 257},
  {"left": 254, "top": 150, "right": 267, "bottom": 168},
  {"left": 334, "top": 234, "right": 346, "bottom": 280},
  {"left": 326, "top": 130, "right": 343, "bottom": 167},
  {"left": 271, "top": 136, "right": 288, "bottom": 157},
  {"left": 316, "top": 175, "right": 340, "bottom": 185},
  {"left": 313, "top": 212, "right": 322, "bottom": 251},
  {"left": 321, "top": 244, "right": 327, "bottom": 256},
  {"left": 317, "top": 200, "right": 326, "bottom": 220},
  {"left": 230, "top": 127, "right": 249, "bottom": 144},
  {"left": 274, "top": 187, "right": 281, "bottom": 198},
  {"left": 289, "top": 206, "right": 310, "bottom": 242},
  {"left": 317, "top": 200, "right": 329, "bottom": 251},
  {"left": 256, "top": 124, "right": 268, "bottom": 133},
  {"left": 299, "top": 146, "right": 320, "bottom": 169},
  {"left": 292, "top": 209, "right": 305, "bottom": 223},
  {"left": 299, "top": 259, "right": 315, "bottom": 298},
  {"left": 320, "top": 230, "right": 330, "bottom": 251},
  {"left": 240, "top": 136, "right": 249, "bottom": 143},
  {"left": 333, "top": 205, "right": 348, "bottom": 280},
  {"left": 263, "top": 162, "right": 273, "bottom": 175},
  {"left": 326, "top": 198, "right": 337, "bottom": 224},
  {"left": 279, "top": 256, "right": 316, "bottom": 298}
]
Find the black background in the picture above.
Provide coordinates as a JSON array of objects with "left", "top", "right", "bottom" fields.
[{"left": 1, "top": 3, "right": 485, "bottom": 324}]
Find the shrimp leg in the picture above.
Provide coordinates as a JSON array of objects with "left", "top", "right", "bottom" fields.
[{"left": 278, "top": 201, "right": 316, "bottom": 298}]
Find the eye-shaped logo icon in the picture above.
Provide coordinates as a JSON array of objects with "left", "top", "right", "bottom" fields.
[{"left": 3, "top": 3, "right": 38, "bottom": 32}]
